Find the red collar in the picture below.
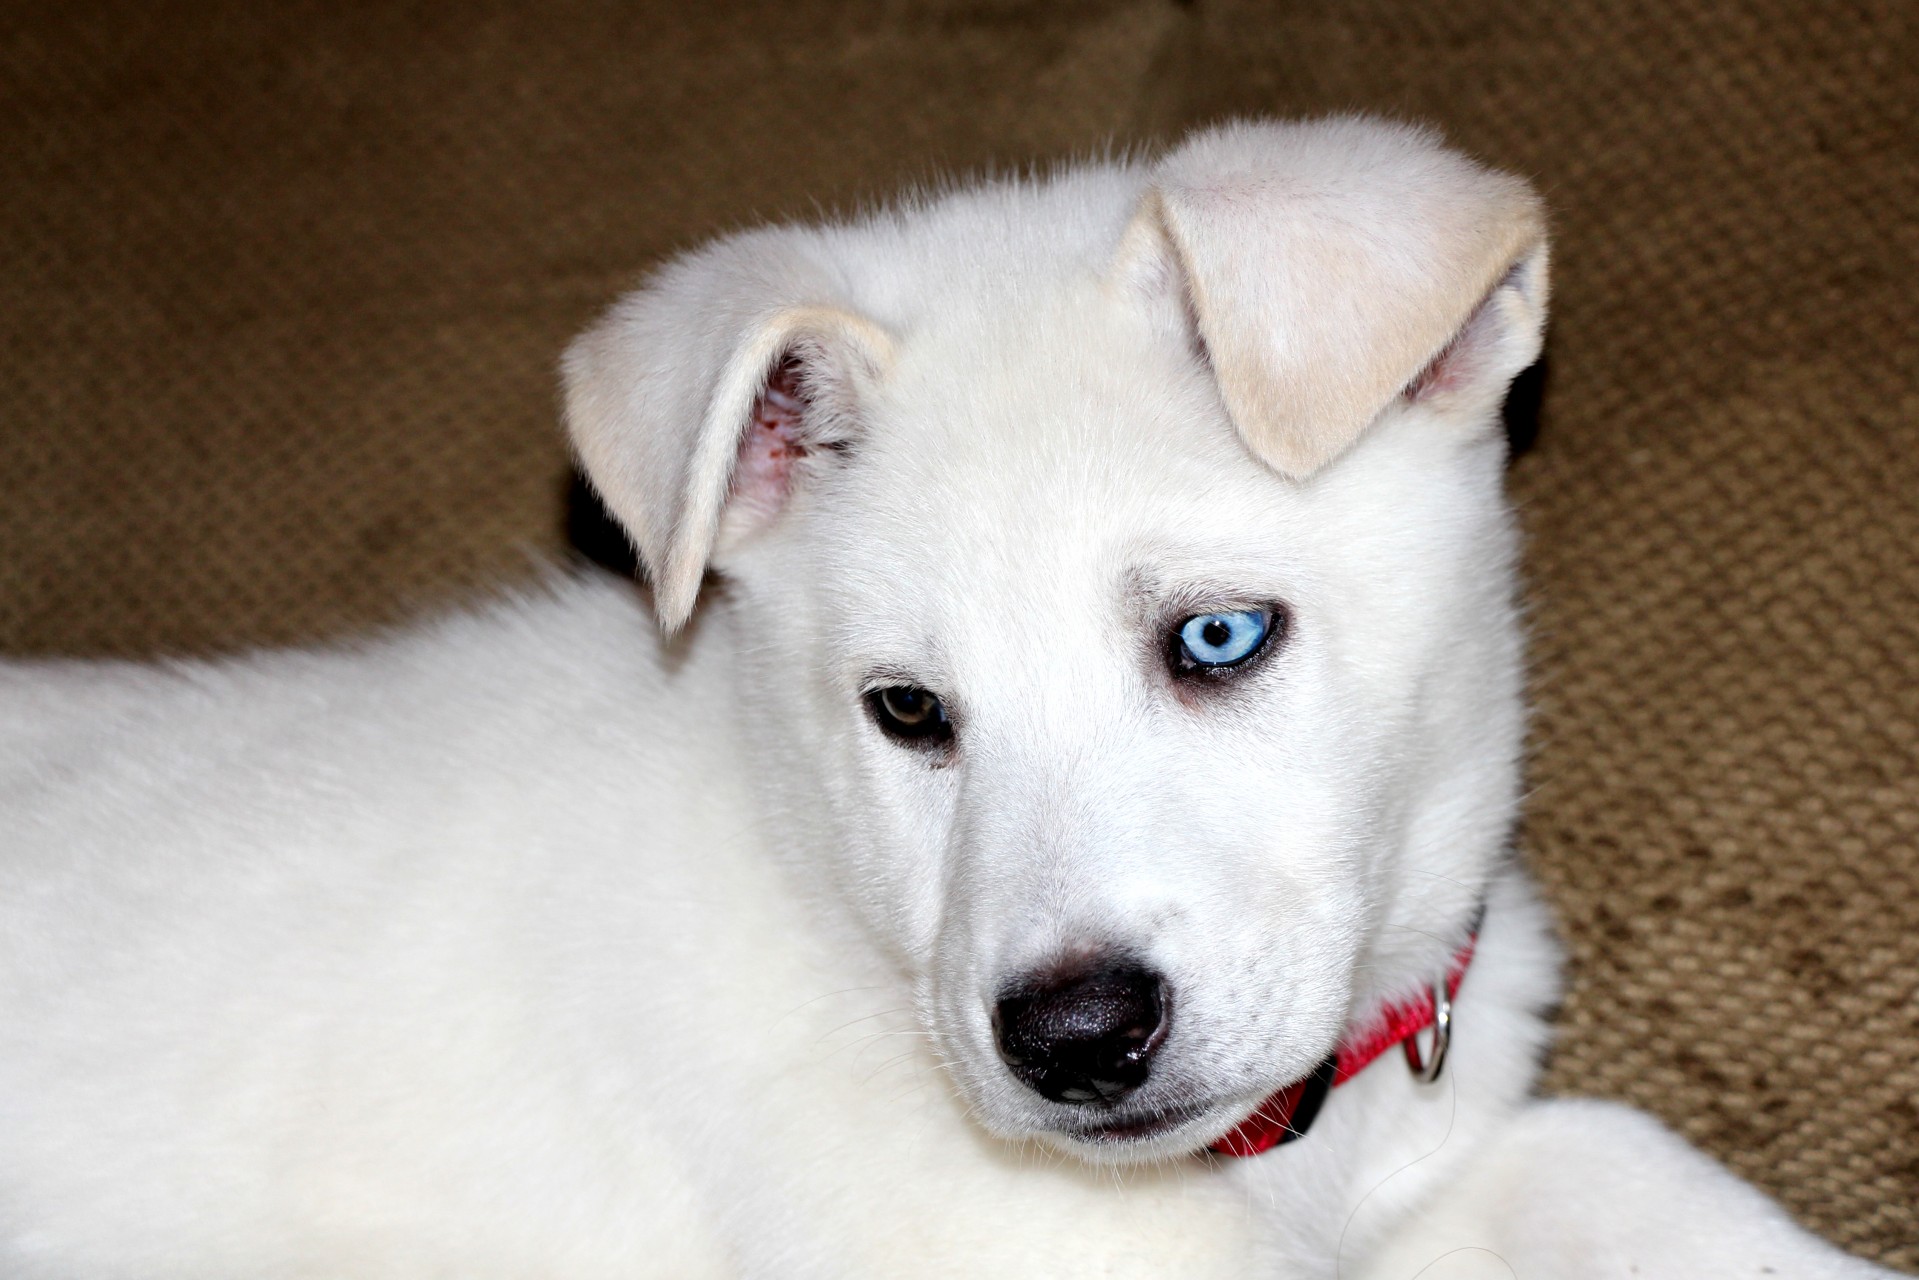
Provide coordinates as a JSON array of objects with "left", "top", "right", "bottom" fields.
[{"left": 1209, "top": 931, "right": 1478, "bottom": 1158}]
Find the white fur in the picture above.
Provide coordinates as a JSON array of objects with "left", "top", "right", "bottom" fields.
[{"left": 0, "top": 119, "right": 1893, "bottom": 1278}]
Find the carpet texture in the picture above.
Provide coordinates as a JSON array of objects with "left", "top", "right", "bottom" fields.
[{"left": 2, "top": 0, "right": 1914, "bottom": 1266}]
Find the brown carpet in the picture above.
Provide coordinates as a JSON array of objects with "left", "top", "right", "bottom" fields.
[{"left": 3, "top": 0, "right": 1914, "bottom": 1266}]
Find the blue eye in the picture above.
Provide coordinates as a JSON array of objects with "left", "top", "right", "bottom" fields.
[{"left": 1175, "top": 610, "right": 1271, "bottom": 670}]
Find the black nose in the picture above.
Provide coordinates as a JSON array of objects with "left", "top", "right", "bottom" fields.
[{"left": 992, "top": 961, "right": 1167, "bottom": 1104}]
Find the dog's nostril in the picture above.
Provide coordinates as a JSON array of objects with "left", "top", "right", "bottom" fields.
[{"left": 992, "top": 962, "right": 1167, "bottom": 1105}]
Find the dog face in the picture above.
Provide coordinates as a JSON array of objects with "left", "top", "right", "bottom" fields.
[{"left": 566, "top": 119, "right": 1549, "bottom": 1160}]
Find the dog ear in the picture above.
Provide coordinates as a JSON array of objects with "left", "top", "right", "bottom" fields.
[
  {"left": 563, "top": 235, "right": 893, "bottom": 631},
  {"left": 1114, "top": 118, "right": 1550, "bottom": 478}
]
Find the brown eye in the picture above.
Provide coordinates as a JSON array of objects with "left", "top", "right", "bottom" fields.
[{"left": 867, "top": 686, "right": 953, "bottom": 747}]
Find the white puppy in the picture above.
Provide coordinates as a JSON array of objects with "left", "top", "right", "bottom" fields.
[{"left": 1, "top": 118, "right": 1896, "bottom": 1278}]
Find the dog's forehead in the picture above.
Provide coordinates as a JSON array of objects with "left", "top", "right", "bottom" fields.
[
  {"left": 811, "top": 289, "right": 1300, "bottom": 648},
  {"left": 799, "top": 167, "right": 1365, "bottom": 581}
]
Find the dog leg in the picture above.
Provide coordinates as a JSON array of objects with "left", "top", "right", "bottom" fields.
[{"left": 1356, "top": 1097, "right": 1897, "bottom": 1279}]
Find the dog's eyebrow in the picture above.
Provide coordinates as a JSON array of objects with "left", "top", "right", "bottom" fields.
[
  {"left": 857, "top": 662, "right": 935, "bottom": 692},
  {"left": 1121, "top": 562, "right": 1275, "bottom": 618},
  {"left": 1118, "top": 563, "right": 1160, "bottom": 609}
]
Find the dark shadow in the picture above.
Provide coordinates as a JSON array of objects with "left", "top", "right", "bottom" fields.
[
  {"left": 1503, "top": 354, "right": 1550, "bottom": 462},
  {"left": 564, "top": 469, "right": 641, "bottom": 578}
]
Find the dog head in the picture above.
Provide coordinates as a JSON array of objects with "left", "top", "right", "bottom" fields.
[{"left": 565, "top": 118, "right": 1548, "bottom": 1160}]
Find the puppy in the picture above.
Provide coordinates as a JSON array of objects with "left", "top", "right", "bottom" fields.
[{"left": 0, "top": 118, "right": 1896, "bottom": 1278}]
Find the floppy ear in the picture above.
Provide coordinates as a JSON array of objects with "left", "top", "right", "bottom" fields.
[
  {"left": 1113, "top": 118, "right": 1550, "bottom": 477},
  {"left": 563, "top": 233, "right": 893, "bottom": 631}
]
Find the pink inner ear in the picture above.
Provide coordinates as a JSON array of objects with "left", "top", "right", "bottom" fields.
[
  {"left": 1407, "top": 261, "right": 1535, "bottom": 405},
  {"left": 1406, "top": 297, "right": 1499, "bottom": 403},
  {"left": 730, "top": 356, "right": 809, "bottom": 522}
]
